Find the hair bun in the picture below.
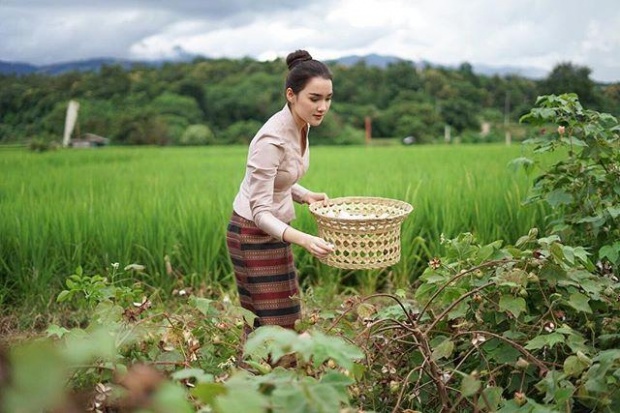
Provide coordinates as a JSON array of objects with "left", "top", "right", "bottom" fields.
[{"left": 286, "top": 50, "right": 313, "bottom": 70}]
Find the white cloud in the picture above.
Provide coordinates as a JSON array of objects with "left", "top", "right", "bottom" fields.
[{"left": 0, "top": 0, "right": 618, "bottom": 82}]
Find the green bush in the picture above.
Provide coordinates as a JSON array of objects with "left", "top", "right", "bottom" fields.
[
  {"left": 219, "top": 119, "right": 262, "bottom": 145},
  {"left": 179, "top": 124, "right": 216, "bottom": 146},
  {"left": 517, "top": 93, "right": 620, "bottom": 273}
]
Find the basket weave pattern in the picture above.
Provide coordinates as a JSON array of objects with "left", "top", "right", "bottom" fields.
[{"left": 309, "top": 197, "right": 413, "bottom": 269}]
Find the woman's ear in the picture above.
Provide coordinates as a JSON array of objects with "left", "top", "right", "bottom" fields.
[{"left": 285, "top": 87, "right": 295, "bottom": 104}]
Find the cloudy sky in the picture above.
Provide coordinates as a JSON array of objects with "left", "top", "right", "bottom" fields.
[{"left": 1, "top": 0, "right": 619, "bottom": 82}]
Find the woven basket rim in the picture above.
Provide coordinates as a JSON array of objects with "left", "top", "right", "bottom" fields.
[{"left": 309, "top": 196, "right": 413, "bottom": 222}]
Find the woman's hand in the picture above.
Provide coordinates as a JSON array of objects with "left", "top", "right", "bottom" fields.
[
  {"left": 302, "top": 234, "right": 335, "bottom": 259},
  {"left": 304, "top": 191, "right": 329, "bottom": 205},
  {"left": 282, "top": 225, "right": 334, "bottom": 259}
]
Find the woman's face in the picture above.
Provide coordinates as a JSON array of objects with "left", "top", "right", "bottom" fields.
[{"left": 287, "top": 77, "right": 333, "bottom": 129}]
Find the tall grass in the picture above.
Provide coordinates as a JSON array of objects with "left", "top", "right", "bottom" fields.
[{"left": 0, "top": 144, "right": 553, "bottom": 309}]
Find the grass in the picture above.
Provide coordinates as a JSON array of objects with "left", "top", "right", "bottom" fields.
[{"left": 0, "top": 143, "right": 555, "bottom": 317}]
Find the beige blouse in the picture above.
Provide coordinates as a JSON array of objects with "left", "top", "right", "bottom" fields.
[{"left": 232, "top": 104, "right": 310, "bottom": 240}]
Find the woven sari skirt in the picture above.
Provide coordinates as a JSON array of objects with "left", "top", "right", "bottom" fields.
[{"left": 226, "top": 211, "right": 301, "bottom": 329}]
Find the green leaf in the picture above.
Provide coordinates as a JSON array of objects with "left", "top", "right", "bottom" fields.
[
  {"left": 349, "top": 362, "right": 367, "bottom": 381},
  {"left": 271, "top": 387, "right": 309, "bottom": 413},
  {"left": 549, "top": 242, "right": 567, "bottom": 264},
  {"left": 516, "top": 235, "right": 533, "bottom": 248},
  {"left": 239, "top": 307, "right": 258, "bottom": 329},
  {"left": 460, "top": 374, "right": 481, "bottom": 397},
  {"left": 509, "top": 157, "right": 536, "bottom": 175},
  {"left": 432, "top": 338, "right": 454, "bottom": 361},
  {"left": 171, "top": 368, "right": 214, "bottom": 383},
  {"left": 535, "top": 370, "right": 565, "bottom": 404},
  {"left": 525, "top": 333, "right": 566, "bottom": 350},
  {"left": 270, "top": 373, "right": 349, "bottom": 413},
  {"left": 566, "top": 292, "right": 592, "bottom": 314},
  {"left": 576, "top": 215, "right": 604, "bottom": 225},
  {"left": 45, "top": 324, "right": 70, "bottom": 339},
  {"left": 376, "top": 303, "right": 413, "bottom": 321},
  {"left": 499, "top": 295, "right": 526, "bottom": 318},
  {"left": 561, "top": 136, "right": 588, "bottom": 147},
  {"left": 607, "top": 206, "right": 620, "bottom": 219},
  {"left": 93, "top": 301, "right": 123, "bottom": 324},
  {"left": 563, "top": 355, "right": 589, "bottom": 377},
  {"left": 320, "top": 371, "right": 355, "bottom": 389},
  {"left": 243, "top": 327, "right": 363, "bottom": 371},
  {"left": 216, "top": 374, "right": 269, "bottom": 413},
  {"left": 561, "top": 245, "right": 575, "bottom": 264},
  {"left": 477, "top": 386, "right": 502, "bottom": 411},
  {"left": 485, "top": 340, "right": 521, "bottom": 363},
  {"left": 56, "top": 290, "right": 72, "bottom": 302},
  {"left": 305, "top": 380, "right": 349, "bottom": 411},
  {"left": 593, "top": 349, "right": 620, "bottom": 364},
  {"left": 191, "top": 382, "right": 227, "bottom": 405},
  {"left": 553, "top": 387, "right": 574, "bottom": 406},
  {"left": 1, "top": 340, "right": 67, "bottom": 413},
  {"left": 545, "top": 189, "right": 572, "bottom": 207},
  {"left": 152, "top": 381, "right": 194, "bottom": 413},
  {"left": 571, "top": 246, "right": 589, "bottom": 264},
  {"left": 293, "top": 330, "right": 364, "bottom": 370},
  {"left": 414, "top": 282, "right": 438, "bottom": 302},
  {"left": 190, "top": 296, "right": 214, "bottom": 316},
  {"left": 244, "top": 326, "right": 298, "bottom": 361},
  {"left": 599, "top": 243, "right": 620, "bottom": 264},
  {"left": 61, "top": 326, "right": 117, "bottom": 364}
]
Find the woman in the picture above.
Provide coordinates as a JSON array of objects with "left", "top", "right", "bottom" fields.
[{"left": 226, "top": 50, "right": 335, "bottom": 332}]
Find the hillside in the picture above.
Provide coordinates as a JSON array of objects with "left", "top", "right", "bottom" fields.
[{"left": 0, "top": 54, "right": 548, "bottom": 79}]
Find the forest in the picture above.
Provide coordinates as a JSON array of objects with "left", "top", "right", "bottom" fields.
[{"left": 1, "top": 56, "right": 619, "bottom": 148}]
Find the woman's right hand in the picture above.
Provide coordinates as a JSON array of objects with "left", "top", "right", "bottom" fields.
[
  {"left": 303, "top": 234, "right": 335, "bottom": 259},
  {"left": 282, "top": 226, "right": 334, "bottom": 259}
]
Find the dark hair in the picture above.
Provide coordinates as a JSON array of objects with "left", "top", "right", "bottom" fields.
[{"left": 285, "top": 50, "right": 332, "bottom": 94}]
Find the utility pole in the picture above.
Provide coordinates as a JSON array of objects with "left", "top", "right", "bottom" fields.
[{"left": 504, "top": 92, "right": 512, "bottom": 146}]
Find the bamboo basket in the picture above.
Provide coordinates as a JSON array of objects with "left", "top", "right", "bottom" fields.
[{"left": 309, "top": 197, "right": 413, "bottom": 269}]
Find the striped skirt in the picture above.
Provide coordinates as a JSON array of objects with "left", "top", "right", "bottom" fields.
[{"left": 226, "top": 211, "right": 301, "bottom": 329}]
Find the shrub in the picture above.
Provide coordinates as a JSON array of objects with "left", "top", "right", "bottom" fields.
[
  {"left": 179, "top": 124, "right": 216, "bottom": 146},
  {"left": 516, "top": 93, "right": 620, "bottom": 274},
  {"left": 350, "top": 231, "right": 620, "bottom": 412}
]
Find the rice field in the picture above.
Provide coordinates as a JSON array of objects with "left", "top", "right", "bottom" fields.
[{"left": 0, "top": 144, "right": 554, "bottom": 309}]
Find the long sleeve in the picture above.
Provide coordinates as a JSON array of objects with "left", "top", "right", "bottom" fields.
[
  {"left": 292, "top": 183, "right": 309, "bottom": 204},
  {"left": 246, "top": 137, "right": 290, "bottom": 240},
  {"left": 232, "top": 105, "right": 310, "bottom": 240}
]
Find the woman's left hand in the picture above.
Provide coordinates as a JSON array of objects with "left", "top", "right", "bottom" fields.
[{"left": 304, "top": 191, "right": 329, "bottom": 205}]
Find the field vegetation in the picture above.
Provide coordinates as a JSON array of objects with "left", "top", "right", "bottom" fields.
[{"left": 0, "top": 143, "right": 554, "bottom": 314}]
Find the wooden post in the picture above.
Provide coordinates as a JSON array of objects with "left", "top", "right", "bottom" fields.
[
  {"left": 504, "top": 92, "right": 512, "bottom": 146},
  {"left": 365, "top": 116, "right": 372, "bottom": 145}
]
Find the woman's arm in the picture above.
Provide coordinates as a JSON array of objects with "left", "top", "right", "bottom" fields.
[
  {"left": 282, "top": 226, "right": 334, "bottom": 259},
  {"left": 301, "top": 191, "right": 329, "bottom": 204}
]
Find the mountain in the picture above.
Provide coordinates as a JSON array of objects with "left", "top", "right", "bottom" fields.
[
  {"left": 0, "top": 57, "right": 161, "bottom": 76},
  {"left": 0, "top": 60, "right": 38, "bottom": 75},
  {"left": 472, "top": 63, "right": 547, "bottom": 79},
  {"left": 330, "top": 54, "right": 548, "bottom": 79},
  {"left": 329, "top": 53, "right": 405, "bottom": 68},
  {"left": 0, "top": 54, "right": 549, "bottom": 80}
]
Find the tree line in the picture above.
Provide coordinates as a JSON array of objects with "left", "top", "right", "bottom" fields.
[{"left": 1, "top": 56, "right": 619, "bottom": 146}]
